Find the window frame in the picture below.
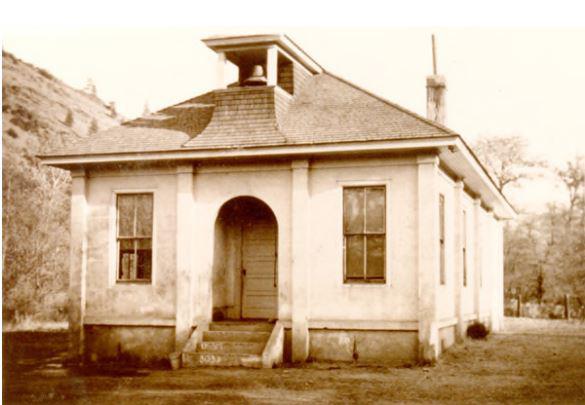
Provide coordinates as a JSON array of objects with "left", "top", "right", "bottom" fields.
[
  {"left": 439, "top": 193, "right": 446, "bottom": 285},
  {"left": 112, "top": 191, "right": 155, "bottom": 285},
  {"left": 342, "top": 184, "right": 387, "bottom": 284}
]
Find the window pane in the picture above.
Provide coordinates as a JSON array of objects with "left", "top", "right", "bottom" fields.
[
  {"left": 366, "top": 235, "right": 385, "bottom": 279},
  {"left": 365, "top": 187, "right": 385, "bottom": 233},
  {"left": 136, "top": 239, "right": 152, "bottom": 280},
  {"left": 119, "top": 239, "right": 135, "bottom": 280},
  {"left": 344, "top": 188, "right": 364, "bottom": 234},
  {"left": 117, "top": 195, "right": 135, "bottom": 237},
  {"left": 135, "top": 194, "right": 153, "bottom": 236},
  {"left": 345, "top": 235, "right": 364, "bottom": 279}
]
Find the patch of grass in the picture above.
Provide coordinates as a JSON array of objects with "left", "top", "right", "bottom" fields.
[{"left": 3, "top": 320, "right": 585, "bottom": 404}]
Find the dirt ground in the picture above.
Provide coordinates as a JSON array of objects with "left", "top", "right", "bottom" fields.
[{"left": 3, "top": 318, "right": 585, "bottom": 404}]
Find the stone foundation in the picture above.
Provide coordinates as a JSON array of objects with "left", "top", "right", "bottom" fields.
[
  {"left": 438, "top": 325, "right": 456, "bottom": 354},
  {"left": 84, "top": 325, "right": 175, "bottom": 365},
  {"left": 308, "top": 329, "right": 418, "bottom": 366}
]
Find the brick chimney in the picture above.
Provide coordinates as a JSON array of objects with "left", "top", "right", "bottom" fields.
[
  {"left": 426, "top": 34, "right": 446, "bottom": 125},
  {"left": 426, "top": 75, "right": 446, "bottom": 125}
]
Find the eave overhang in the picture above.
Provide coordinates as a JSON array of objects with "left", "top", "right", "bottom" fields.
[
  {"left": 202, "top": 33, "right": 323, "bottom": 75},
  {"left": 40, "top": 135, "right": 515, "bottom": 220}
]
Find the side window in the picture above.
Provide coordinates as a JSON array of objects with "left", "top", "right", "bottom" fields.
[
  {"left": 117, "top": 193, "right": 153, "bottom": 282},
  {"left": 439, "top": 194, "right": 446, "bottom": 285},
  {"left": 343, "top": 186, "right": 386, "bottom": 283}
]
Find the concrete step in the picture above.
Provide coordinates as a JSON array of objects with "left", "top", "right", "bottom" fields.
[
  {"left": 203, "top": 330, "right": 270, "bottom": 343},
  {"left": 183, "top": 351, "right": 262, "bottom": 368},
  {"left": 209, "top": 322, "right": 274, "bottom": 332},
  {"left": 199, "top": 341, "right": 265, "bottom": 355}
]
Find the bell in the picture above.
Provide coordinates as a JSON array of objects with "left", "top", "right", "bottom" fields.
[{"left": 243, "top": 64, "right": 267, "bottom": 86}]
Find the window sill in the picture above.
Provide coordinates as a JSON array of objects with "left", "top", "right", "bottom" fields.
[
  {"left": 344, "top": 280, "right": 386, "bottom": 285},
  {"left": 116, "top": 279, "right": 152, "bottom": 285}
]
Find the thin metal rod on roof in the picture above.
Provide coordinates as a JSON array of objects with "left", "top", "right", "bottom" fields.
[{"left": 432, "top": 34, "right": 437, "bottom": 75}]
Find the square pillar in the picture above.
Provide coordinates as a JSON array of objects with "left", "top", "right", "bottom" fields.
[
  {"left": 175, "top": 164, "right": 195, "bottom": 350},
  {"left": 492, "top": 219, "right": 505, "bottom": 331},
  {"left": 486, "top": 211, "right": 500, "bottom": 331},
  {"left": 453, "top": 180, "right": 465, "bottom": 341},
  {"left": 416, "top": 155, "right": 440, "bottom": 362},
  {"left": 69, "top": 169, "right": 88, "bottom": 362},
  {"left": 216, "top": 52, "right": 227, "bottom": 89},
  {"left": 266, "top": 46, "right": 278, "bottom": 86},
  {"left": 473, "top": 198, "right": 483, "bottom": 323},
  {"left": 291, "top": 159, "right": 310, "bottom": 362}
]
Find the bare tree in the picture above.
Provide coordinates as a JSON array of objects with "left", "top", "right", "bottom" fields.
[
  {"left": 88, "top": 118, "right": 99, "bottom": 135},
  {"left": 557, "top": 155, "right": 585, "bottom": 226},
  {"left": 473, "top": 135, "right": 544, "bottom": 193},
  {"left": 83, "top": 78, "right": 97, "bottom": 96}
]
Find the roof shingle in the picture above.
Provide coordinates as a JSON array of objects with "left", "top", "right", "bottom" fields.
[{"left": 45, "top": 72, "right": 455, "bottom": 157}]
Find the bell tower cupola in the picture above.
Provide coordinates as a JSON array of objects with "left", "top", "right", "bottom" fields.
[{"left": 202, "top": 34, "right": 323, "bottom": 95}]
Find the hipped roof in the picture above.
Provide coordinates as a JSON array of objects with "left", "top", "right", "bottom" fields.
[{"left": 45, "top": 72, "right": 455, "bottom": 156}]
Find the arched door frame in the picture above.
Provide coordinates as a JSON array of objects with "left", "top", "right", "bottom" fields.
[{"left": 212, "top": 196, "right": 279, "bottom": 320}]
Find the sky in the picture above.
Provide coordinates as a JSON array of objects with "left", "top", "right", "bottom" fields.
[{"left": 2, "top": 1, "right": 585, "bottom": 212}]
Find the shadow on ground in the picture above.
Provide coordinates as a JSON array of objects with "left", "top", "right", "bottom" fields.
[{"left": 3, "top": 319, "right": 585, "bottom": 403}]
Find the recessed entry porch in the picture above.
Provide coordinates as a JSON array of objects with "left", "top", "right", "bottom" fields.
[{"left": 212, "top": 196, "right": 278, "bottom": 321}]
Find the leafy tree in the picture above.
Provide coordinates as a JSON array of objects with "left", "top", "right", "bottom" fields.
[{"left": 503, "top": 155, "right": 585, "bottom": 306}]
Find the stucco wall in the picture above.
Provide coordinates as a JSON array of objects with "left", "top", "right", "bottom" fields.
[
  {"left": 76, "top": 155, "right": 506, "bottom": 363},
  {"left": 307, "top": 156, "right": 419, "bottom": 323},
  {"left": 479, "top": 209, "right": 492, "bottom": 319},
  {"left": 436, "top": 170, "right": 456, "bottom": 322},
  {"left": 192, "top": 161, "right": 293, "bottom": 322},
  {"left": 84, "top": 166, "right": 177, "bottom": 323},
  {"left": 438, "top": 325, "right": 456, "bottom": 354},
  {"left": 461, "top": 193, "right": 476, "bottom": 318}
]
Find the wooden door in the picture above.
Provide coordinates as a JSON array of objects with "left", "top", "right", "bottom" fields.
[{"left": 241, "top": 218, "right": 277, "bottom": 319}]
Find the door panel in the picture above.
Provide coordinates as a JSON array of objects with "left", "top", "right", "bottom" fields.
[{"left": 241, "top": 218, "right": 277, "bottom": 319}]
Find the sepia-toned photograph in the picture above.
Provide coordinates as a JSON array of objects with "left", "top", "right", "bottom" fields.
[{"left": 2, "top": 1, "right": 585, "bottom": 403}]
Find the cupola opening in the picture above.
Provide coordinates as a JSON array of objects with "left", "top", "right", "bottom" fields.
[
  {"left": 203, "top": 34, "right": 323, "bottom": 93},
  {"left": 243, "top": 64, "right": 267, "bottom": 86}
]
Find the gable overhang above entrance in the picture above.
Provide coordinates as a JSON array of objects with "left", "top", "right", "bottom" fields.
[{"left": 40, "top": 135, "right": 515, "bottom": 220}]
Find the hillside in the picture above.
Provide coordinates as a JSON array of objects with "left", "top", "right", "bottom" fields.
[
  {"left": 2, "top": 50, "right": 121, "bottom": 154},
  {"left": 2, "top": 50, "right": 122, "bottom": 324}
]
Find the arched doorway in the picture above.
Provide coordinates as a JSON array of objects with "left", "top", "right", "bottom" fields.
[{"left": 212, "top": 196, "right": 278, "bottom": 320}]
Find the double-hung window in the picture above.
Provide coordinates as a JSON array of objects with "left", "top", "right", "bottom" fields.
[
  {"left": 343, "top": 186, "right": 386, "bottom": 283},
  {"left": 116, "top": 193, "right": 153, "bottom": 282}
]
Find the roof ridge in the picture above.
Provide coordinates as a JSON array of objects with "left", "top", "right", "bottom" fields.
[{"left": 322, "top": 70, "right": 458, "bottom": 136}]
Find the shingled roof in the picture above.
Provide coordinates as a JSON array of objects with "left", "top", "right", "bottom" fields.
[{"left": 47, "top": 71, "right": 456, "bottom": 157}]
